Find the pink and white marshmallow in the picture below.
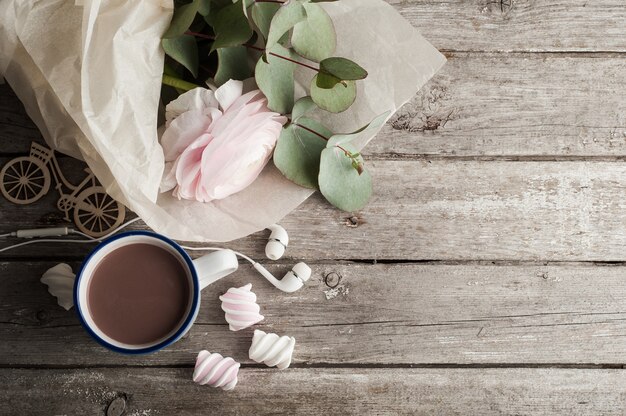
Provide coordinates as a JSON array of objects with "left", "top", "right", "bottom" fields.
[
  {"left": 219, "top": 283, "right": 264, "bottom": 331},
  {"left": 193, "top": 350, "right": 240, "bottom": 391}
]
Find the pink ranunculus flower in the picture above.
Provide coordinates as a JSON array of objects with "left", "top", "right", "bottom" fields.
[{"left": 160, "top": 80, "right": 287, "bottom": 202}]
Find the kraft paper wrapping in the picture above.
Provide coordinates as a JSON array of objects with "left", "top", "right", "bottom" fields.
[{"left": 0, "top": 0, "right": 445, "bottom": 242}]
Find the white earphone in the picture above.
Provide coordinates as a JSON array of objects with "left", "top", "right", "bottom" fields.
[
  {"left": 0, "top": 221, "right": 311, "bottom": 293},
  {"left": 265, "top": 224, "right": 289, "bottom": 260},
  {"left": 181, "top": 224, "right": 309, "bottom": 292},
  {"left": 253, "top": 262, "right": 311, "bottom": 293}
]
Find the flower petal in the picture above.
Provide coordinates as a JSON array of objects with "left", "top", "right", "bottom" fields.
[
  {"left": 173, "top": 134, "right": 212, "bottom": 201},
  {"left": 161, "top": 110, "right": 214, "bottom": 161},
  {"left": 215, "top": 79, "right": 244, "bottom": 112},
  {"left": 165, "top": 88, "right": 219, "bottom": 124},
  {"left": 160, "top": 84, "right": 287, "bottom": 203}
]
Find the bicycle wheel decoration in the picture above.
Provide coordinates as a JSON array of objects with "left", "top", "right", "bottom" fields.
[
  {"left": 73, "top": 186, "right": 125, "bottom": 238},
  {"left": 0, "top": 141, "right": 126, "bottom": 238},
  {"left": 0, "top": 156, "right": 50, "bottom": 204}
]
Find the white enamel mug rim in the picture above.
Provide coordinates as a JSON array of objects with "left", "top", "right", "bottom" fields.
[{"left": 74, "top": 230, "right": 237, "bottom": 355}]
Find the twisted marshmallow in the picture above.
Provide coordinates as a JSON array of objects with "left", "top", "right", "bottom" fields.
[
  {"left": 249, "top": 329, "right": 296, "bottom": 370},
  {"left": 193, "top": 350, "right": 240, "bottom": 391},
  {"left": 41, "top": 263, "right": 75, "bottom": 310},
  {"left": 219, "top": 283, "right": 264, "bottom": 331}
]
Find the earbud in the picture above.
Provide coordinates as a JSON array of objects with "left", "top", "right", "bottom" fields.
[
  {"left": 253, "top": 262, "right": 311, "bottom": 293},
  {"left": 265, "top": 224, "right": 289, "bottom": 260}
]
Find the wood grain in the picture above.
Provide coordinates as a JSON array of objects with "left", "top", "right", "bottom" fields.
[
  {"left": 3, "top": 158, "right": 626, "bottom": 261},
  {"left": 375, "top": 53, "right": 626, "bottom": 157},
  {"left": 2, "top": 0, "right": 626, "bottom": 412},
  {"left": 392, "top": 0, "right": 626, "bottom": 53},
  {"left": 5, "top": 261, "right": 626, "bottom": 366},
  {"left": 0, "top": 84, "right": 43, "bottom": 151},
  {"left": 2, "top": 367, "right": 626, "bottom": 415}
]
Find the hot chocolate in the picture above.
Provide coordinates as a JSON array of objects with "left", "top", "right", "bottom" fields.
[{"left": 87, "top": 243, "right": 191, "bottom": 345}]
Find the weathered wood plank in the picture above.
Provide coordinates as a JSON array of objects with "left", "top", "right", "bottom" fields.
[
  {"left": 2, "top": 367, "right": 625, "bottom": 415},
  {"left": 375, "top": 53, "right": 626, "bottom": 157},
  {"left": 0, "top": 84, "right": 44, "bottom": 151},
  {"left": 393, "top": 0, "right": 626, "bottom": 52},
  {"left": 4, "top": 53, "right": 626, "bottom": 158},
  {"left": 2, "top": 159, "right": 626, "bottom": 261},
  {"left": 4, "top": 261, "right": 626, "bottom": 366}
]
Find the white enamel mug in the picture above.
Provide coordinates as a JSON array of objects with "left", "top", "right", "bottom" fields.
[{"left": 74, "top": 230, "right": 238, "bottom": 354}]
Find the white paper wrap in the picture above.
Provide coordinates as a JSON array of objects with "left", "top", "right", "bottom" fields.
[{"left": 0, "top": 0, "right": 445, "bottom": 242}]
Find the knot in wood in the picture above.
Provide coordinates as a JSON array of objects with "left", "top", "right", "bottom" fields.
[
  {"left": 344, "top": 216, "right": 363, "bottom": 228},
  {"left": 35, "top": 309, "right": 49, "bottom": 323},
  {"left": 324, "top": 272, "right": 342, "bottom": 289},
  {"left": 106, "top": 395, "right": 127, "bottom": 416}
]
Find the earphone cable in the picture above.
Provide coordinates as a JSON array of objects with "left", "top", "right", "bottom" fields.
[
  {"left": 69, "top": 217, "right": 143, "bottom": 241},
  {"left": 0, "top": 218, "right": 257, "bottom": 265},
  {"left": 180, "top": 245, "right": 256, "bottom": 266},
  {"left": 0, "top": 217, "right": 142, "bottom": 253}
]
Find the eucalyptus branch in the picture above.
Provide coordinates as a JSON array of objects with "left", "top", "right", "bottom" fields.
[
  {"left": 186, "top": 31, "right": 215, "bottom": 40},
  {"left": 185, "top": 32, "right": 320, "bottom": 73},
  {"left": 243, "top": 45, "right": 320, "bottom": 72},
  {"left": 293, "top": 123, "right": 329, "bottom": 141}
]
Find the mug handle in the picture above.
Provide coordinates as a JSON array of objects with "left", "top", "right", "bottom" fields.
[{"left": 192, "top": 249, "right": 239, "bottom": 290}]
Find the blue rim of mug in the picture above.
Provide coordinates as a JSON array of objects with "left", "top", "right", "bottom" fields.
[{"left": 73, "top": 230, "right": 199, "bottom": 355}]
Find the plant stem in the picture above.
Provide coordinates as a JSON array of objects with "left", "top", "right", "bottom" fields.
[
  {"left": 162, "top": 74, "right": 201, "bottom": 92},
  {"left": 293, "top": 123, "right": 329, "bottom": 141},
  {"left": 186, "top": 31, "right": 215, "bottom": 40},
  {"left": 244, "top": 44, "right": 319, "bottom": 72},
  {"left": 255, "top": 0, "right": 284, "bottom": 3},
  {"left": 335, "top": 144, "right": 353, "bottom": 158},
  {"left": 268, "top": 51, "right": 319, "bottom": 71},
  {"left": 335, "top": 144, "right": 364, "bottom": 174}
]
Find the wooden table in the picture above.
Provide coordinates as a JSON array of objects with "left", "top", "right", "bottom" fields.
[{"left": 1, "top": 1, "right": 626, "bottom": 414}]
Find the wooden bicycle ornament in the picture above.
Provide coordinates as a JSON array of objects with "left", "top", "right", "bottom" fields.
[{"left": 0, "top": 142, "right": 125, "bottom": 238}]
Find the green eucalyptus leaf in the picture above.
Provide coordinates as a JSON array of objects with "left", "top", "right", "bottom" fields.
[
  {"left": 241, "top": 0, "right": 254, "bottom": 18},
  {"left": 162, "top": 35, "right": 199, "bottom": 77},
  {"left": 320, "top": 57, "right": 368, "bottom": 80},
  {"left": 212, "top": 0, "right": 253, "bottom": 50},
  {"left": 215, "top": 46, "right": 252, "bottom": 86},
  {"left": 274, "top": 117, "right": 332, "bottom": 189},
  {"left": 316, "top": 72, "right": 340, "bottom": 89},
  {"left": 319, "top": 143, "right": 372, "bottom": 211},
  {"left": 251, "top": 2, "right": 281, "bottom": 40},
  {"left": 163, "top": 0, "right": 199, "bottom": 39},
  {"left": 243, "top": 0, "right": 256, "bottom": 18},
  {"left": 255, "top": 44, "right": 298, "bottom": 114},
  {"left": 291, "top": 2, "right": 336, "bottom": 62},
  {"left": 310, "top": 74, "right": 356, "bottom": 113},
  {"left": 327, "top": 111, "right": 390, "bottom": 147},
  {"left": 198, "top": 0, "right": 211, "bottom": 16},
  {"left": 291, "top": 96, "right": 317, "bottom": 120},
  {"left": 266, "top": 0, "right": 306, "bottom": 49}
]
